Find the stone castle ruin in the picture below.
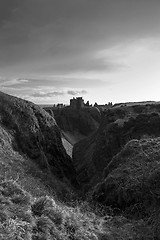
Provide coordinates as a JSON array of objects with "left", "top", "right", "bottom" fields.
[
  {"left": 70, "top": 97, "right": 85, "bottom": 109},
  {"left": 70, "top": 97, "right": 113, "bottom": 110}
]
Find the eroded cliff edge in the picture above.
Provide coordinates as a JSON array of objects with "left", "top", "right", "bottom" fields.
[
  {"left": 0, "top": 91, "right": 77, "bottom": 186},
  {"left": 73, "top": 105, "right": 160, "bottom": 189}
]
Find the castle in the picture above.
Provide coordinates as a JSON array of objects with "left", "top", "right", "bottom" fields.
[
  {"left": 70, "top": 97, "right": 85, "bottom": 109},
  {"left": 70, "top": 97, "right": 113, "bottom": 110}
]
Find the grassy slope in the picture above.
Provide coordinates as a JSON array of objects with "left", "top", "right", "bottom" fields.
[
  {"left": 0, "top": 113, "right": 151, "bottom": 240},
  {"left": 1, "top": 95, "right": 159, "bottom": 239},
  {"left": 0, "top": 124, "right": 74, "bottom": 201},
  {"left": 0, "top": 91, "right": 77, "bottom": 187},
  {"left": 73, "top": 105, "right": 160, "bottom": 189},
  {"left": 0, "top": 126, "right": 155, "bottom": 239},
  {"left": 0, "top": 179, "right": 151, "bottom": 240}
]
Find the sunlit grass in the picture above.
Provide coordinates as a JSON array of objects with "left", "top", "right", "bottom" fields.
[{"left": 0, "top": 179, "right": 150, "bottom": 240}]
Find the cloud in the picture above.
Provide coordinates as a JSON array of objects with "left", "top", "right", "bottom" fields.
[
  {"left": 49, "top": 55, "right": 123, "bottom": 74},
  {"left": 30, "top": 89, "right": 87, "bottom": 98},
  {"left": 1, "top": 0, "right": 160, "bottom": 105},
  {"left": 1, "top": 0, "right": 160, "bottom": 76},
  {"left": 0, "top": 78, "right": 29, "bottom": 87},
  {"left": 0, "top": 76, "right": 109, "bottom": 90},
  {"left": 0, "top": 78, "right": 19, "bottom": 87},
  {"left": 31, "top": 91, "right": 65, "bottom": 98},
  {"left": 67, "top": 90, "right": 87, "bottom": 96},
  {"left": 18, "top": 79, "right": 29, "bottom": 83}
]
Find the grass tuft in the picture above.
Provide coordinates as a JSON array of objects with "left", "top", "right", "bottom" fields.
[{"left": 0, "top": 178, "right": 156, "bottom": 239}]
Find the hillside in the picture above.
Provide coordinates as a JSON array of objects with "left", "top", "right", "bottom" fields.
[
  {"left": 93, "top": 137, "right": 160, "bottom": 213},
  {"left": 0, "top": 92, "right": 152, "bottom": 239},
  {"left": 0, "top": 91, "right": 77, "bottom": 187},
  {"left": 1, "top": 178, "right": 153, "bottom": 240},
  {"left": 73, "top": 105, "right": 160, "bottom": 189},
  {"left": 45, "top": 106, "right": 101, "bottom": 146}
]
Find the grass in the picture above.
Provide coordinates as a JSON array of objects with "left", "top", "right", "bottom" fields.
[
  {"left": 1, "top": 178, "right": 158, "bottom": 240},
  {"left": 0, "top": 179, "right": 104, "bottom": 240},
  {"left": 0, "top": 123, "right": 159, "bottom": 239},
  {"left": 0, "top": 178, "right": 153, "bottom": 240},
  {"left": 0, "top": 125, "right": 76, "bottom": 202},
  {"left": 0, "top": 143, "right": 156, "bottom": 240}
]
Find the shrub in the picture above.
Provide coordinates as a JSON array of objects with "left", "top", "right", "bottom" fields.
[
  {"left": 0, "top": 180, "right": 31, "bottom": 206},
  {"left": 0, "top": 177, "right": 154, "bottom": 239},
  {"left": 31, "top": 196, "right": 56, "bottom": 217}
]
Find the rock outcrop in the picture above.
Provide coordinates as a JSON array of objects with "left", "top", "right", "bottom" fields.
[
  {"left": 0, "top": 91, "right": 77, "bottom": 186},
  {"left": 46, "top": 106, "right": 101, "bottom": 145}
]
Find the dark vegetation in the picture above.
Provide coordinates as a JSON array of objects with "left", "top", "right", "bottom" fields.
[
  {"left": 92, "top": 137, "right": 160, "bottom": 239},
  {"left": 0, "top": 179, "right": 156, "bottom": 240},
  {"left": 0, "top": 91, "right": 77, "bottom": 186},
  {"left": 73, "top": 108, "right": 160, "bottom": 189},
  {"left": 46, "top": 106, "right": 101, "bottom": 140},
  {"left": 94, "top": 138, "right": 160, "bottom": 211},
  {"left": 1, "top": 92, "right": 160, "bottom": 239}
]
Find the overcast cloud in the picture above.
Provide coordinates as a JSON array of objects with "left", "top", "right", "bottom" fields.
[{"left": 0, "top": 0, "right": 160, "bottom": 104}]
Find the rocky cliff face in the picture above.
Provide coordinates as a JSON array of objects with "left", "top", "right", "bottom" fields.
[
  {"left": 73, "top": 106, "right": 160, "bottom": 189},
  {"left": 0, "top": 91, "right": 77, "bottom": 186},
  {"left": 46, "top": 106, "right": 101, "bottom": 145}
]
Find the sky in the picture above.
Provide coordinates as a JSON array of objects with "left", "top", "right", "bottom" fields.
[{"left": 0, "top": 0, "right": 160, "bottom": 105}]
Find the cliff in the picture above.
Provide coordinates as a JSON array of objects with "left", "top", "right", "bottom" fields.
[
  {"left": 73, "top": 105, "right": 160, "bottom": 189},
  {"left": 93, "top": 137, "right": 160, "bottom": 217},
  {"left": 0, "top": 91, "right": 77, "bottom": 186},
  {"left": 0, "top": 94, "right": 159, "bottom": 239},
  {"left": 46, "top": 106, "right": 101, "bottom": 145}
]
